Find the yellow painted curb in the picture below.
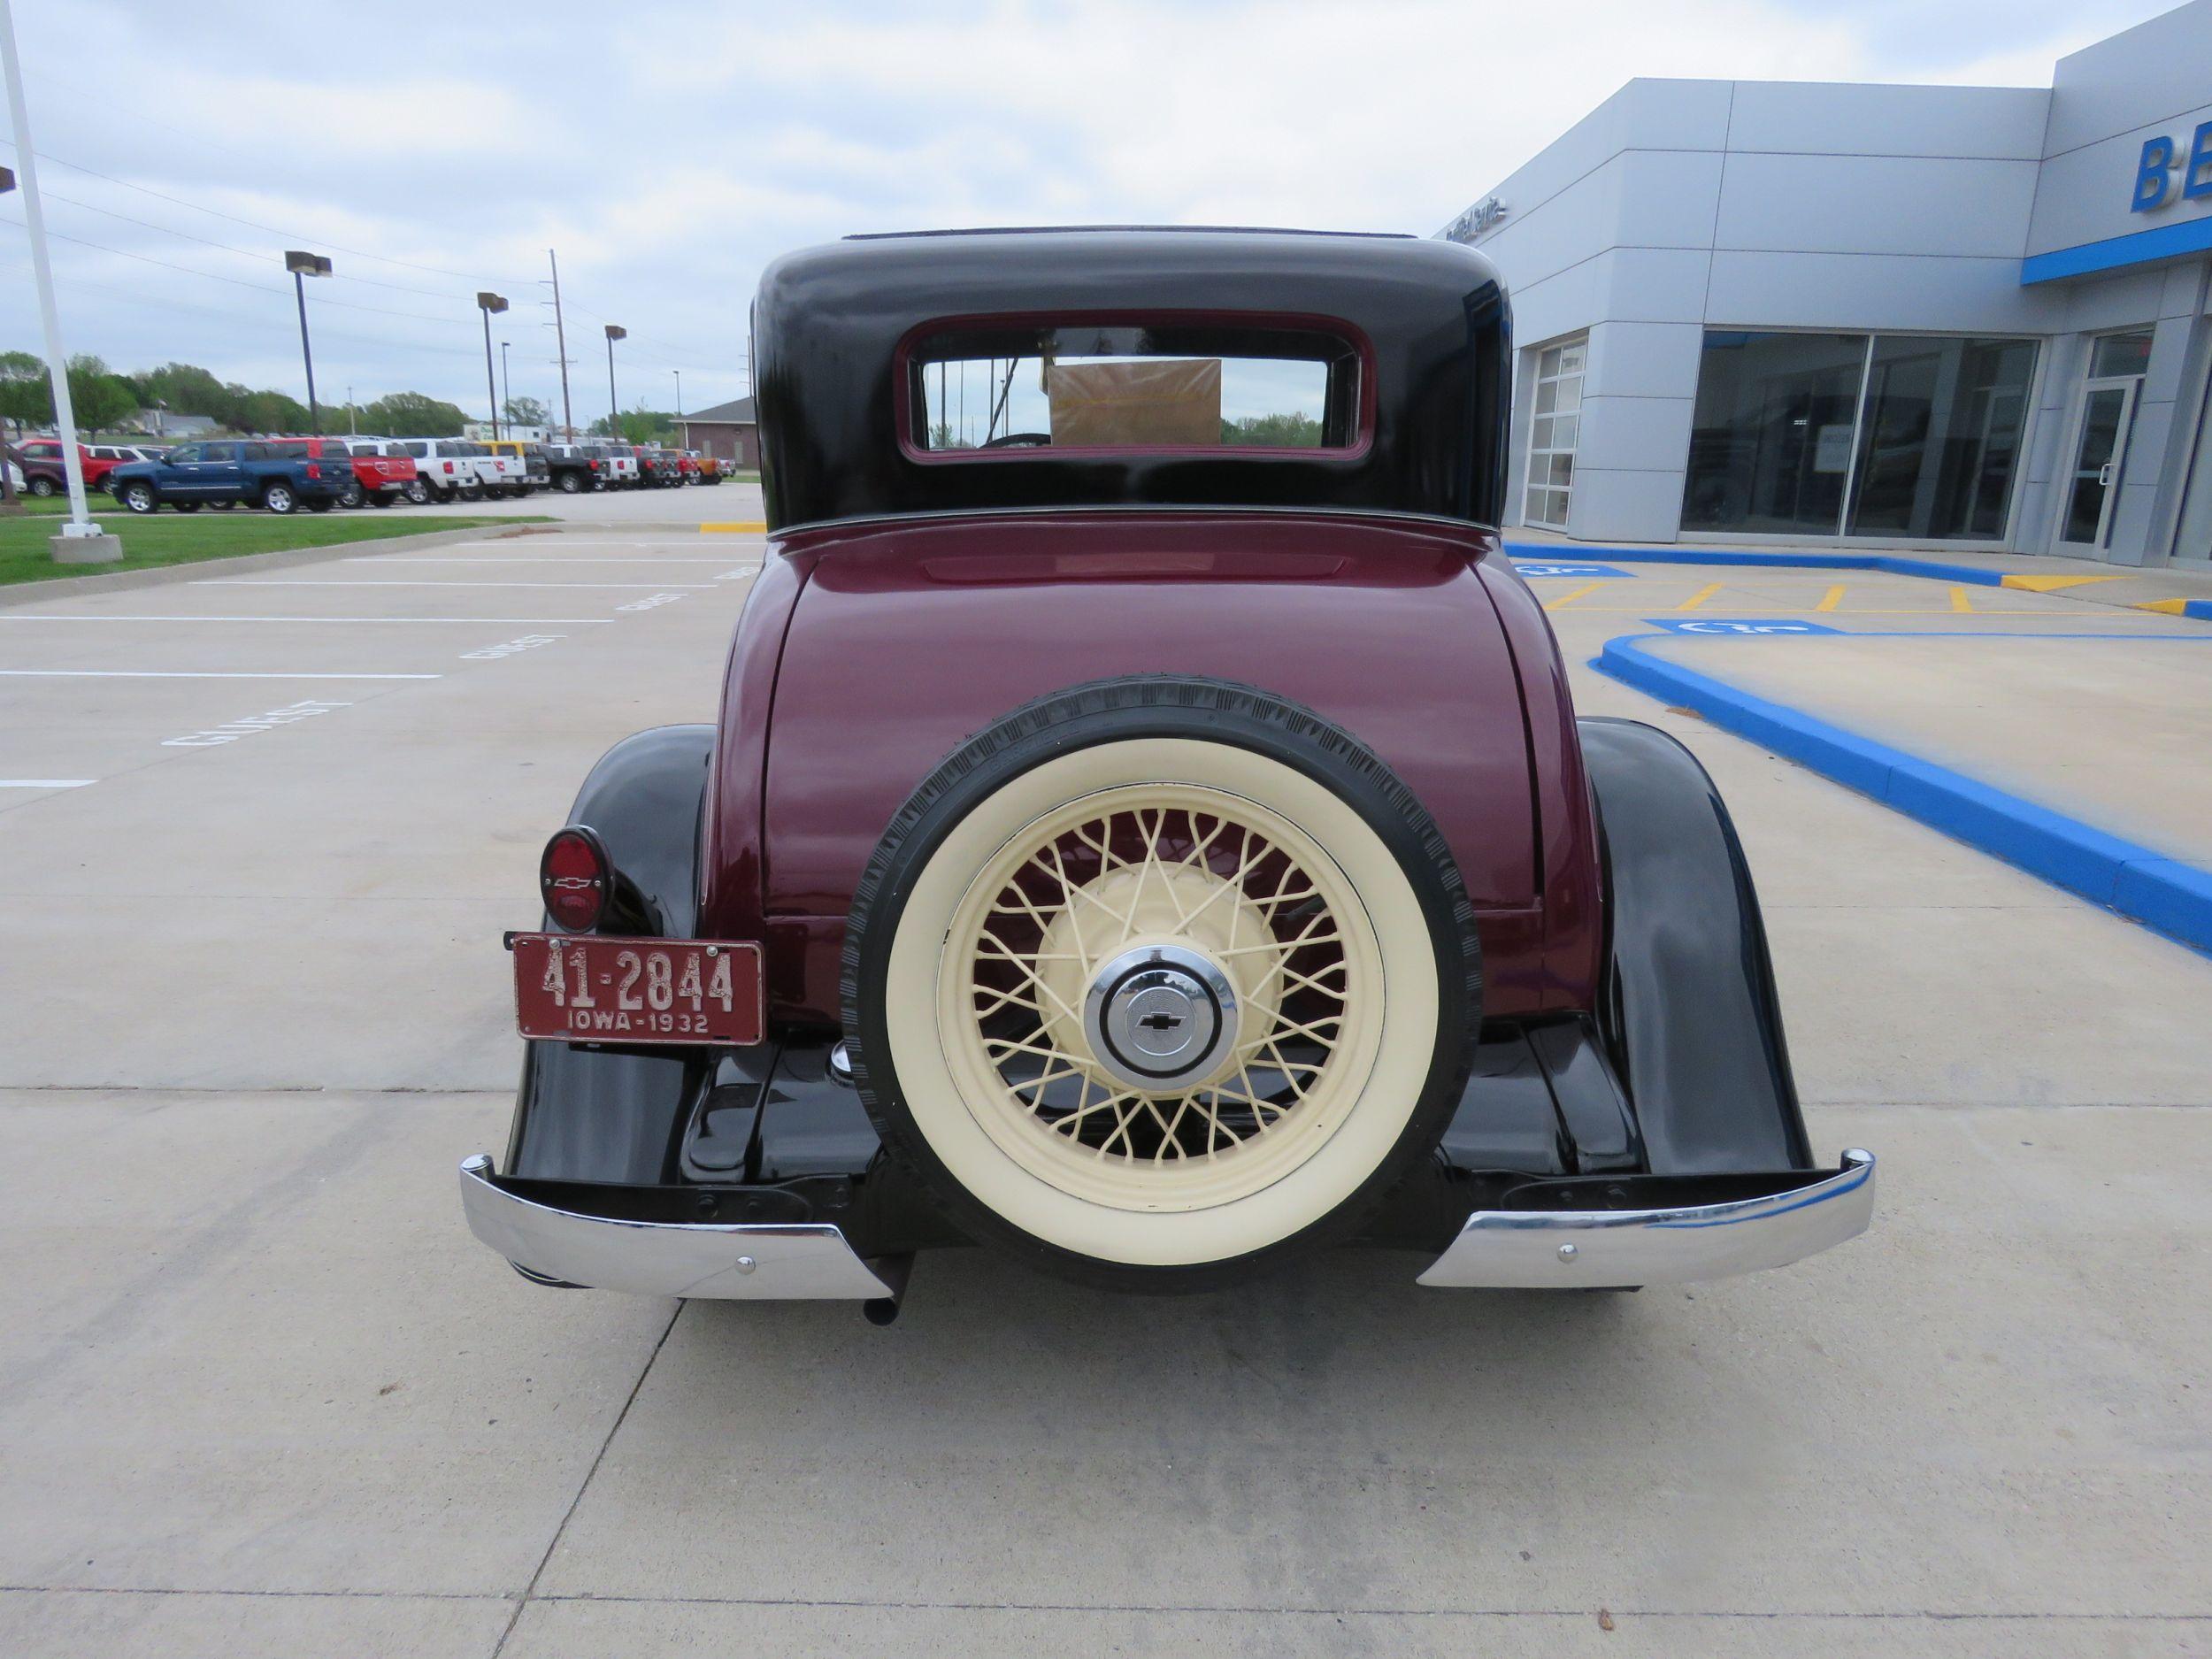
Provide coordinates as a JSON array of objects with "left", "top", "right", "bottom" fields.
[
  {"left": 699, "top": 521, "right": 768, "bottom": 534},
  {"left": 2134, "top": 596, "right": 2190, "bottom": 614},
  {"left": 1998, "top": 572, "right": 2127, "bottom": 592}
]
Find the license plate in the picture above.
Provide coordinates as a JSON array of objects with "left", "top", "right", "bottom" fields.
[{"left": 511, "top": 933, "right": 764, "bottom": 1046}]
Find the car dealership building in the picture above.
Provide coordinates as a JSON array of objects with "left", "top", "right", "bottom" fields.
[{"left": 1441, "top": 0, "right": 2212, "bottom": 565}]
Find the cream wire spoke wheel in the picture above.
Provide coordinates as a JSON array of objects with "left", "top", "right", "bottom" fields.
[
  {"left": 949, "top": 786, "right": 1375, "bottom": 1209},
  {"left": 847, "top": 679, "right": 1479, "bottom": 1281}
]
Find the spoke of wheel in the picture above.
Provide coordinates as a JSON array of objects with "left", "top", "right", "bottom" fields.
[
  {"left": 971, "top": 982, "right": 1042, "bottom": 1021},
  {"left": 1098, "top": 1096, "right": 1142, "bottom": 1159},
  {"left": 1010, "top": 1065, "right": 1086, "bottom": 1102},
  {"left": 1238, "top": 1010, "right": 1342, "bottom": 1054},
  {"left": 1155, "top": 1094, "right": 1195, "bottom": 1159},
  {"left": 984, "top": 1033, "right": 1084, "bottom": 1068},
  {"left": 1055, "top": 1086, "right": 1132, "bottom": 1140},
  {"left": 1179, "top": 829, "right": 1269, "bottom": 943},
  {"left": 978, "top": 941, "right": 1087, "bottom": 1030},
  {"left": 1040, "top": 840, "right": 1101, "bottom": 973},
  {"left": 1273, "top": 956, "right": 1349, "bottom": 1001},
  {"left": 1135, "top": 1091, "right": 1179, "bottom": 1154}
]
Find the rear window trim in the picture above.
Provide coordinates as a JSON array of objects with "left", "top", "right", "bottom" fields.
[{"left": 893, "top": 308, "right": 1377, "bottom": 467}]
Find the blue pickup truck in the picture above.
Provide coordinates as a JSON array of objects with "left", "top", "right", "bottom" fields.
[{"left": 105, "top": 440, "right": 348, "bottom": 515}]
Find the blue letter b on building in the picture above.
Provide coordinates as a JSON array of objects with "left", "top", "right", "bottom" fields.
[{"left": 2134, "top": 135, "right": 2176, "bottom": 211}]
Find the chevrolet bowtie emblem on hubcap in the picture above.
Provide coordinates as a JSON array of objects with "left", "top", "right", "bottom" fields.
[{"left": 1083, "top": 944, "right": 1240, "bottom": 1091}]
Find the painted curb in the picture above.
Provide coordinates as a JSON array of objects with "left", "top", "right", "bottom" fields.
[
  {"left": 1592, "top": 631, "right": 2212, "bottom": 958},
  {"left": 2132, "top": 595, "right": 2212, "bottom": 621}
]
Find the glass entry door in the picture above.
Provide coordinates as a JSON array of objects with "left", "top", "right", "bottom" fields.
[{"left": 2058, "top": 380, "right": 2139, "bottom": 550}]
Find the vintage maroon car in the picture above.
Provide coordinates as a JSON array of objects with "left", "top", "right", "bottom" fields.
[{"left": 460, "top": 227, "right": 1873, "bottom": 1317}]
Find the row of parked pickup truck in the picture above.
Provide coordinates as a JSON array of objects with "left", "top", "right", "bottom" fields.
[{"left": 12, "top": 436, "right": 728, "bottom": 515}]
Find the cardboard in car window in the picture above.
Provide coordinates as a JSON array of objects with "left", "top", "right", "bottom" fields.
[{"left": 1048, "top": 358, "right": 1221, "bottom": 447}]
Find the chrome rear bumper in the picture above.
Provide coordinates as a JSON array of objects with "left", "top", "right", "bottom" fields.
[
  {"left": 1417, "top": 1149, "right": 1875, "bottom": 1289},
  {"left": 458, "top": 1155, "right": 895, "bottom": 1299}
]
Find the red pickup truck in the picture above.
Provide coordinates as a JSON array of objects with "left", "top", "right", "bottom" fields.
[
  {"left": 18, "top": 438, "right": 127, "bottom": 495},
  {"left": 266, "top": 438, "right": 419, "bottom": 507}
]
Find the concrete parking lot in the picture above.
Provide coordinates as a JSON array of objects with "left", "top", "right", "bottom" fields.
[{"left": 3, "top": 511, "right": 2208, "bottom": 1656}]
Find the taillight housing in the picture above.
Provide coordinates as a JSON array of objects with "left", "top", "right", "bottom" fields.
[
  {"left": 540, "top": 826, "right": 611, "bottom": 932},
  {"left": 443, "top": 460, "right": 455, "bottom": 474},
  {"left": 305, "top": 462, "right": 321, "bottom": 480},
  {"left": 588, "top": 459, "right": 601, "bottom": 471}
]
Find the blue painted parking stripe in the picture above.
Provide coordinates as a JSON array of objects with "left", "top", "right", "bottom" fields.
[
  {"left": 1504, "top": 542, "right": 2012, "bottom": 585},
  {"left": 1592, "top": 631, "right": 2212, "bottom": 958}
]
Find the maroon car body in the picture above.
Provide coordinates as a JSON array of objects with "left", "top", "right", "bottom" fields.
[
  {"left": 697, "top": 511, "right": 1601, "bottom": 1025},
  {"left": 460, "top": 227, "right": 1873, "bottom": 1315}
]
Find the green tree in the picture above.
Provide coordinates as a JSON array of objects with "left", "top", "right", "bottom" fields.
[
  {"left": 138, "top": 361, "right": 239, "bottom": 427},
  {"left": 503, "top": 395, "right": 549, "bottom": 427},
  {"left": 587, "top": 404, "right": 675, "bottom": 443},
  {"left": 0, "top": 349, "right": 53, "bottom": 432},
  {"left": 66, "top": 356, "right": 138, "bottom": 434},
  {"left": 361, "top": 391, "right": 466, "bottom": 437},
  {"left": 1219, "top": 411, "right": 1323, "bottom": 448},
  {"left": 230, "top": 388, "right": 311, "bottom": 434}
]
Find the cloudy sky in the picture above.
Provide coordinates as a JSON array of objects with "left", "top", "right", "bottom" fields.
[{"left": 0, "top": 0, "right": 2181, "bottom": 423}]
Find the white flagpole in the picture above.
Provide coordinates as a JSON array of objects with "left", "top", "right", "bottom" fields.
[{"left": 1, "top": 0, "right": 109, "bottom": 551}]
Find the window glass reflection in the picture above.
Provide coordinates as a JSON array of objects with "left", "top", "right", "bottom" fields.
[
  {"left": 1846, "top": 338, "right": 2038, "bottom": 540},
  {"left": 1680, "top": 330, "right": 2035, "bottom": 541},
  {"left": 1681, "top": 333, "right": 1865, "bottom": 535}
]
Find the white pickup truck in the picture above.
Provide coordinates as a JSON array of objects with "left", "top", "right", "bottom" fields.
[
  {"left": 547, "top": 441, "right": 639, "bottom": 489},
  {"left": 394, "top": 437, "right": 526, "bottom": 501}
]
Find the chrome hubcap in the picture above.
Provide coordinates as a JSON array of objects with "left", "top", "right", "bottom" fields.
[{"left": 1083, "top": 944, "right": 1238, "bottom": 1091}]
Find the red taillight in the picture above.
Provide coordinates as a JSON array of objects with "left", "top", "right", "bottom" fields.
[
  {"left": 443, "top": 460, "right": 455, "bottom": 474},
  {"left": 305, "top": 463, "right": 321, "bottom": 480},
  {"left": 540, "top": 827, "right": 611, "bottom": 933},
  {"left": 588, "top": 459, "right": 601, "bottom": 471}
]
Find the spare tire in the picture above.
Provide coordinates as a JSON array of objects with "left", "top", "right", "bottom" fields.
[{"left": 842, "top": 676, "right": 1480, "bottom": 1290}]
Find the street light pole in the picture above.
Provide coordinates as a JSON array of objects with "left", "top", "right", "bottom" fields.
[
  {"left": 547, "top": 250, "right": 574, "bottom": 441},
  {"left": 0, "top": 3, "right": 111, "bottom": 557},
  {"left": 477, "top": 292, "right": 509, "bottom": 441},
  {"left": 672, "top": 368, "right": 682, "bottom": 438},
  {"left": 603, "top": 325, "right": 626, "bottom": 439},
  {"left": 284, "top": 250, "right": 332, "bottom": 434},
  {"left": 499, "top": 340, "right": 512, "bottom": 434}
]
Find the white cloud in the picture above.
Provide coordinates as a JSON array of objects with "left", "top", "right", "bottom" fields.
[{"left": 1, "top": 0, "right": 2181, "bottom": 416}]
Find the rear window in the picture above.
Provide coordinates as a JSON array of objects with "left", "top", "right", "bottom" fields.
[
  {"left": 265, "top": 441, "right": 309, "bottom": 458},
  {"left": 905, "top": 318, "right": 1364, "bottom": 455}
]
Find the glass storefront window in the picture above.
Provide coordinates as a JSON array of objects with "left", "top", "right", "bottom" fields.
[
  {"left": 1680, "top": 330, "right": 2037, "bottom": 541},
  {"left": 1680, "top": 333, "right": 1867, "bottom": 535},
  {"left": 1846, "top": 338, "right": 2038, "bottom": 540}
]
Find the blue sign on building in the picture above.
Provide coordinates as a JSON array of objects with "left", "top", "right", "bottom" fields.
[{"left": 2132, "top": 120, "right": 2212, "bottom": 211}]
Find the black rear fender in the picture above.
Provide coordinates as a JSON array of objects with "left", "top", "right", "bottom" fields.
[
  {"left": 503, "top": 725, "right": 716, "bottom": 1183},
  {"left": 1580, "top": 717, "right": 1813, "bottom": 1174}
]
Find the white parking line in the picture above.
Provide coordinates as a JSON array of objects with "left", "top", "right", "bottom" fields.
[
  {"left": 0, "top": 779, "right": 94, "bottom": 789},
  {"left": 199, "top": 580, "right": 720, "bottom": 590},
  {"left": 364, "top": 556, "right": 762, "bottom": 566},
  {"left": 0, "top": 614, "right": 618, "bottom": 625},
  {"left": 0, "top": 669, "right": 442, "bottom": 680}
]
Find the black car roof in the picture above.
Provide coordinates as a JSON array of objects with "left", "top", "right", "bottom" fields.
[{"left": 752, "top": 226, "right": 1509, "bottom": 534}]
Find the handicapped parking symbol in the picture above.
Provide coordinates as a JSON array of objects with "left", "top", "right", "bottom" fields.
[
  {"left": 1511, "top": 562, "right": 1634, "bottom": 580},
  {"left": 1644, "top": 618, "right": 1840, "bottom": 635}
]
